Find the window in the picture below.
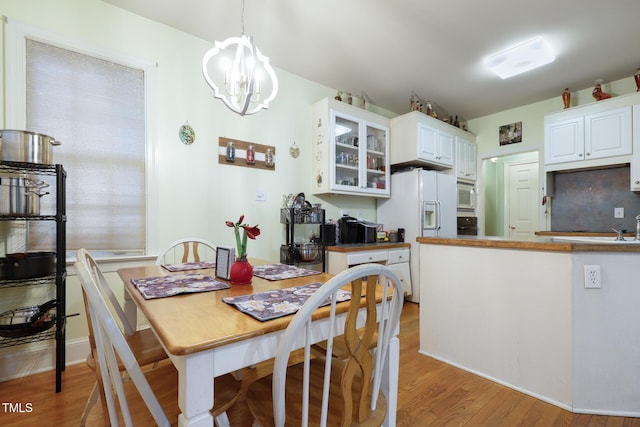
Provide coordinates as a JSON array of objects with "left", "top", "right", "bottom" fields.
[{"left": 5, "top": 21, "right": 154, "bottom": 258}]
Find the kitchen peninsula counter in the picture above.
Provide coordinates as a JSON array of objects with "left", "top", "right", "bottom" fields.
[
  {"left": 417, "top": 235, "right": 640, "bottom": 252},
  {"left": 417, "top": 235, "right": 640, "bottom": 416}
]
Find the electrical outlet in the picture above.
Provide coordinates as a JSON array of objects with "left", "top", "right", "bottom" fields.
[
  {"left": 614, "top": 207, "right": 624, "bottom": 218},
  {"left": 584, "top": 265, "right": 601, "bottom": 289}
]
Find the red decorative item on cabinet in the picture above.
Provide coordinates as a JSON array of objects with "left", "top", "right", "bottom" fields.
[
  {"left": 592, "top": 82, "right": 612, "bottom": 101},
  {"left": 634, "top": 68, "right": 640, "bottom": 92},
  {"left": 562, "top": 88, "right": 571, "bottom": 109},
  {"left": 229, "top": 257, "right": 253, "bottom": 285}
]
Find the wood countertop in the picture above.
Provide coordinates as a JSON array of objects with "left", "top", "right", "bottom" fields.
[
  {"left": 535, "top": 231, "right": 636, "bottom": 237},
  {"left": 416, "top": 235, "right": 640, "bottom": 253},
  {"left": 325, "top": 242, "right": 411, "bottom": 253}
]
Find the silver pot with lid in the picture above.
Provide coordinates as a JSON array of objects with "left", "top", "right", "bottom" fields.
[
  {"left": 0, "top": 130, "right": 61, "bottom": 164},
  {"left": 0, "top": 176, "right": 49, "bottom": 215}
]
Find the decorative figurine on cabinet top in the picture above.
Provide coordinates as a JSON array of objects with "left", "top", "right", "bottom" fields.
[
  {"left": 562, "top": 88, "right": 571, "bottom": 109},
  {"left": 592, "top": 81, "right": 612, "bottom": 101},
  {"left": 634, "top": 68, "right": 640, "bottom": 92}
]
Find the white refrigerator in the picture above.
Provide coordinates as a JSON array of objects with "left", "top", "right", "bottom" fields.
[{"left": 376, "top": 169, "right": 456, "bottom": 303}]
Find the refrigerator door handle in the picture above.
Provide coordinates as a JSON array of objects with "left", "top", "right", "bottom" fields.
[{"left": 435, "top": 200, "right": 441, "bottom": 231}]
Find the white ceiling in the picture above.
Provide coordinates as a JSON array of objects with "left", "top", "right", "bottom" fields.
[{"left": 102, "top": 0, "right": 640, "bottom": 120}]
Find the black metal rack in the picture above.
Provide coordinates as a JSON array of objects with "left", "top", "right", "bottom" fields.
[
  {"left": 0, "top": 161, "right": 67, "bottom": 392},
  {"left": 280, "top": 207, "right": 326, "bottom": 272}
]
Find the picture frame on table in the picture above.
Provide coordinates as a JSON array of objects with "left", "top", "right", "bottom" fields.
[{"left": 215, "top": 247, "right": 235, "bottom": 280}]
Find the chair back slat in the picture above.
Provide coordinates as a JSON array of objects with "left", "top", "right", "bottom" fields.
[
  {"left": 77, "top": 248, "right": 135, "bottom": 336},
  {"left": 155, "top": 238, "right": 216, "bottom": 265},
  {"left": 76, "top": 260, "right": 170, "bottom": 427},
  {"left": 271, "top": 263, "right": 404, "bottom": 426}
]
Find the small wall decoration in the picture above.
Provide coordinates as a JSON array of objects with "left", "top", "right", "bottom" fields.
[
  {"left": 179, "top": 121, "right": 195, "bottom": 145},
  {"left": 499, "top": 121, "right": 522, "bottom": 146},
  {"left": 218, "top": 137, "right": 276, "bottom": 171}
]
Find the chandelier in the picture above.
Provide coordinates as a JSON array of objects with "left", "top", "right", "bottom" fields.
[{"left": 202, "top": 1, "right": 278, "bottom": 116}]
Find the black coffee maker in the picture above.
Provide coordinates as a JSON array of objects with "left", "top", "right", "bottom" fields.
[{"left": 337, "top": 215, "right": 358, "bottom": 244}]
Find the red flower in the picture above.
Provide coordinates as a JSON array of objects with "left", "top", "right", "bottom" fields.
[
  {"left": 226, "top": 214, "right": 260, "bottom": 258},
  {"left": 242, "top": 225, "right": 261, "bottom": 240}
]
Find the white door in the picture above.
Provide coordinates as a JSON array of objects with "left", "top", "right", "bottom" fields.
[{"left": 505, "top": 160, "right": 539, "bottom": 238}]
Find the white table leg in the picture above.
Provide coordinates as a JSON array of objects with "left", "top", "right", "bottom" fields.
[
  {"left": 175, "top": 352, "right": 215, "bottom": 427},
  {"left": 382, "top": 335, "right": 399, "bottom": 427}
]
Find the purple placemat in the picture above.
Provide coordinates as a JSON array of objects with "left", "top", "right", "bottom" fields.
[
  {"left": 252, "top": 263, "right": 321, "bottom": 281},
  {"left": 131, "top": 273, "right": 230, "bottom": 300},
  {"left": 222, "top": 282, "right": 351, "bottom": 322},
  {"left": 161, "top": 261, "right": 216, "bottom": 272}
]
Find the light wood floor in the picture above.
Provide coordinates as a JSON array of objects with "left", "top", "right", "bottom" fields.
[{"left": 1, "top": 302, "right": 639, "bottom": 426}]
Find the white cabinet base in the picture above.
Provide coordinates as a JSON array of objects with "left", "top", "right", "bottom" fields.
[{"left": 327, "top": 247, "right": 411, "bottom": 297}]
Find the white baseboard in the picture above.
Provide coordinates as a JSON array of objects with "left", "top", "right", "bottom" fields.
[
  {"left": 0, "top": 337, "right": 90, "bottom": 382},
  {"left": 418, "top": 349, "right": 640, "bottom": 418}
]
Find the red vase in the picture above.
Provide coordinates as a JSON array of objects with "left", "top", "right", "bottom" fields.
[{"left": 229, "top": 257, "right": 253, "bottom": 285}]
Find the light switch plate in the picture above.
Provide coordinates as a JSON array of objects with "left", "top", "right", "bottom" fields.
[
  {"left": 614, "top": 207, "right": 624, "bottom": 218},
  {"left": 255, "top": 190, "right": 266, "bottom": 202}
]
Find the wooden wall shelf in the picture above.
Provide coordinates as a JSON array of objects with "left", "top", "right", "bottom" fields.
[{"left": 218, "top": 137, "right": 276, "bottom": 171}]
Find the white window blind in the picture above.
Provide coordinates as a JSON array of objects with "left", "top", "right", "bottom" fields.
[{"left": 25, "top": 39, "right": 146, "bottom": 254}]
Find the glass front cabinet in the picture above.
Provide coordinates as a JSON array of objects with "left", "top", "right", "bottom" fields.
[{"left": 312, "top": 98, "right": 390, "bottom": 198}]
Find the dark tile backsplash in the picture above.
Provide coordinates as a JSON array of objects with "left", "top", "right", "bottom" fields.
[{"left": 551, "top": 165, "right": 640, "bottom": 232}]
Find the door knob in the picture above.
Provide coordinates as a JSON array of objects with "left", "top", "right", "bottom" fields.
[{"left": 510, "top": 225, "right": 516, "bottom": 229}]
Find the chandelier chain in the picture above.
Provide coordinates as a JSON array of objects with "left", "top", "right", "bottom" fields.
[{"left": 241, "top": 0, "right": 246, "bottom": 35}]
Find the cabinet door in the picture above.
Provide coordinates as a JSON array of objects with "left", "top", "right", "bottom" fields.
[
  {"left": 387, "top": 262, "right": 411, "bottom": 297},
  {"left": 466, "top": 140, "right": 477, "bottom": 180},
  {"left": 455, "top": 137, "right": 476, "bottom": 181},
  {"left": 585, "top": 106, "right": 632, "bottom": 160},
  {"left": 544, "top": 117, "right": 584, "bottom": 164},
  {"left": 631, "top": 104, "right": 640, "bottom": 191},
  {"left": 362, "top": 122, "right": 389, "bottom": 195},
  {"left": 329, "top": 109, "right": 390, "bottom": 197},
  {"left": 437, "top": 132, "right": 454, "bottom": 166},
  {"left": 418, "top": 124, "right": 454, "bottom": 167},
  {"left": 418, "top": 124, "right": 438, "bottom": 162},
  {"left": 331, "top": 111, "right": 361, "bottom": 192}
]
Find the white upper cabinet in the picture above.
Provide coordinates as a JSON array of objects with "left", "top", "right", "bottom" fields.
[
  {"left": 544, "top": 117, "right": 584, "bottom": 164},
  {"left": 390, "top": 111, "right": 472, "bottom": 170},
  {"left": 544, "top": 95, "right": 635, "bottom": 171},
  {"left": 417, "top": 123, "right": 454, "bottom": 167},
  {"left": 585, "top": 107, "right": 632, "bottom": 158},
  {"left": 311, "top": 98, "right": 390, "bottom": 198},
  {"left": 455, "top": 136, "right": 477, "bottom": 182}
]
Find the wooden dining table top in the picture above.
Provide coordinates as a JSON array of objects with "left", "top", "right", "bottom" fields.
[{"left": 117, "top": 259, "right": 342, "bottom": 356}]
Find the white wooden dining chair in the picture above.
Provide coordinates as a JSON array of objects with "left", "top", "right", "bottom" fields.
[
  {"left": 77, "top": 248, "right": 169, "bottom": 426},
  {"left": 245, "top": 263, "right": 404, "bottom": 427},
  {"left": 76, "top": 259, "right": 241, "bottom": 427},
  {"left": 155, "top": 237, "right": 216, "bottom": 265}
]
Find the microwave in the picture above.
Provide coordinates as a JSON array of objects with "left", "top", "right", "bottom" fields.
[{"left": 456, "top": 182, "right": 477, "bottom": 210}]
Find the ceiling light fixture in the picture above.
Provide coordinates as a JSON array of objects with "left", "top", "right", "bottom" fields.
[
  {"left": 484, "top": 36, "right": 555, "bottom": 79},
  {"left": 202, "top": 0, "right": 278, "bottom": 115}
]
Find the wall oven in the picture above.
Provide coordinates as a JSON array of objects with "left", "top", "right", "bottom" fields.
[
  {"left": 456, "top": 181, "right": 477, "bottom": 210},
  {"left": 457, "top": 216, "right": 478, "bottom": 235}
]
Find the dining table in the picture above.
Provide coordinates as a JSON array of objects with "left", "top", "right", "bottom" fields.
[{"left": 117, "top": 258, "right": 400, "bottom": 427}]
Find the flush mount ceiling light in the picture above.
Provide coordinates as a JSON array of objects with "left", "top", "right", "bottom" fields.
[
  {"left": 202, "top": 0, "right": 278, "bottom": 116},
  {"left": 484, "top": 36, "right": 555, "bottom": 79}
]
